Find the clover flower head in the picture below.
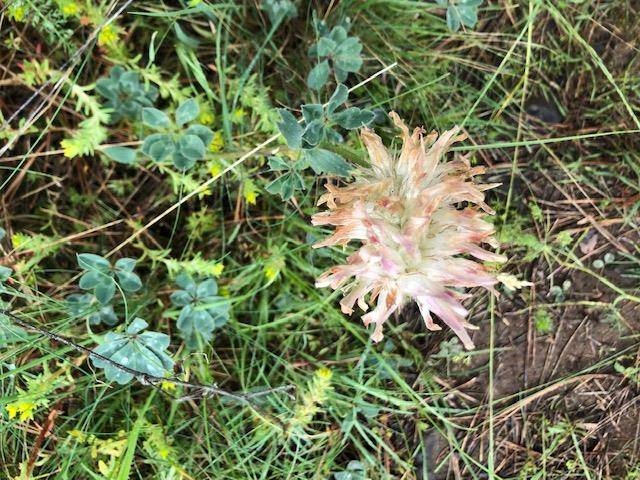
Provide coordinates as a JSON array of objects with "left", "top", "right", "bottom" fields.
[{"left": 312, "top": 112, "right": 505, "bottom": 349}]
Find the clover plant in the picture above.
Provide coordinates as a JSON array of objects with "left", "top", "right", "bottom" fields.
[
  {"left": 140, "top": 99, "right": 214, "bottom": 171},
  {"left": 96, "top": 66, "right": 158, "bottom": 124},
  {"left": 307, "top": 17, "right": 363, "bottom": 90},
  {"left": 269, "top": 84, "right": 375, "bottom": 200},
  {"left": 77, "top": 253, "right": 142, "bottom": 304},
  {"left": 91, "top": 318, "right": 174, "bottom": 384},
  {"left": 170, "top": 273, "right": 230, "bottom": 348}
]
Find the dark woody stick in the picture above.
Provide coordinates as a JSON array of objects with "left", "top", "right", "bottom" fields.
[{"left": 0, "top": 309, "right": 295, "bottom": 407}]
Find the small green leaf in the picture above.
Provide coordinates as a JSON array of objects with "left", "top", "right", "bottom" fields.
[
  {"left": 172, "top": 152, "right": 196, "bottom": 171},
  {"left": 77, "top": 253, "right": 110, "bottom": 271},
  {"left": 332, "top": 107, "right": 375, "bottom": 129},
  {"left": 173, "top": 276, "right": 230, "bottom": 348},
  {"left": 148, "top": 137, "right": 175, "bottom": 163},
  {"left": 327, "top": 84, "right": 349, "bottom": 115},
  {"left": 142, "top": 107, "right": 171, "bottom": 129},
  {"left": 92, "top": 318, "right": 174, "bottom": 384},
  {"left": 305, "top": 148, "right": 352, "bottom": 176},
  {"left": 116, "top": 270, "right": 142, "bottom": 292},
  {"left": 267, "top": 156, "right": 290, "bottom": 171},
  {"left": 301, "top": 104, "right": 324, "bottom": 123},
  {"left": 79, "top": 271, "right": 105, "bottom": 289},
  {"left": 458, "top": 4, "right": 478, "bottom": 27},
  {"left": 89, "top": 305, "right": 119, "bottom": 327},
  {"left": 170, "top": 290, "right": 192, "bottom": 306},
  {"left": 302, "top": 120, "right": 323, "bottom": 148},
  {"left": 334, "top": 55, "right": 363, "bottom": 76},
  {"left": 334, "top": 67, "right": 348, "bottom": 83},
  {"left": 95, "top": 280, "right": 116, "bottom": 305},
  {"left": 196, "top": 279, "right": 218, "bottom": 297},
  {"left": 174, "top": 22, "right": 201, "bottom": 48},
  {"left": 67, "top": 293, "right": 119, "bottom": 326},
  {"left": 115, "top": 258, "right": 136, "bottom": 272},
  {"left": 325, "top": 127, "right": 344, "bottom": 144},
  {"left": 141, "top": 133, "right": 164, "bottom": 155},
  {"left": 447, "top": 6, "right": 462, "bottom": 32},
  {"left": 126, "top": 318, "right": 148, "bottom": 334},
  {"left": 0, "top": 266, "right": 12, "bottom": 281},
  {"left": 177, "top": 134, "right": 206, "bottom": 160},
  {"left": 329, "top": 26, "right": 348, "bottom": 44},
  {"left": 175, "top": 273, "right": 197, "bottom": 292},
  {"left": 307, "top": 60, "right": 330, "bottom": 91},
  {"left": 177, "top": 307, "right": 214, "bottom": 348},
  {"left": 276, "top": 109, "right": 303, "bottom": 149},
  {"left": 175, "top": 99, "right": 200, "bottom": 126},
  {"left": 186, "top": 124, "right": 214, "bottom": 147},
  {"left": 334, "top": 37, "right": 363, "bottom": 73},
  {"left": 316, "top": 37, "right": 337, "bottom": 56},
  {"left": 266, "top": 172, "right": 305, "bottom": 200},
  {"left": 103, "top": 146, "right": 137, "bottom": 165}
]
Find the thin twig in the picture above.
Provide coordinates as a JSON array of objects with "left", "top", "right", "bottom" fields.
[{"left": 0, "top": 309, "right": 295, "bottom": 407}]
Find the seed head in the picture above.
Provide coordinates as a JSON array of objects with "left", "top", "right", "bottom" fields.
[{"left": 312, "top": 112, "right": 505, "bottom": 349}]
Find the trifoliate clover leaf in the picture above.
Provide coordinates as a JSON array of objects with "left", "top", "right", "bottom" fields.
[
  {"left": 436, "top": 0, "right": 483, "bottom": 32},
  {"left": 77, "top": 254, "right": 142, "bottom": 305},
  {"left": 92, "top": 318, "right": 174, "bottom": 384},
  {"left": 170, "top": 274, "right": 230, "bottom": 348},
  {"left": 66, "top": 293, "right": 119, "bottom": 326},
  {"left": 96, "top": 67, "right": 158, "bottom": 124},
  {"left": 261, "top": 0, "right": 297, "bottom": 25},
  {"left": 277, "top": 85, "right": 371, "bottom": 154},
  {"left": 266, "top": 172, "right": 306, "bottom": 201},
  {"left": 139, "top": 100, "right": 213, "bottom": 171},
  {"left": 265, "top": 156, "right": 307, "bottom": 200},
  {"left": 308, "top": 21, "right": 363, "bottom": 85}
]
